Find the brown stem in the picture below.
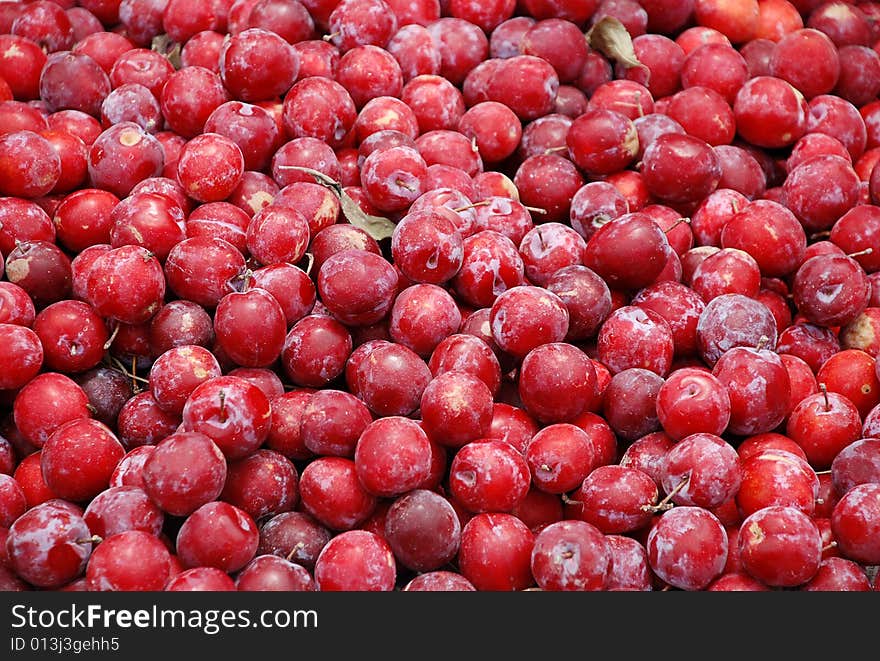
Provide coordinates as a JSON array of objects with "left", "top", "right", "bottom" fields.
[
  {"left": 524, "top": 205, "right": 547, "bottom": 215},
  {"left": 103, "top": 323, "right": 120, "bottom": 350},
  {"left": 663, "top": 218, "right": 691, "bottom": 234},
  {"left": 848, "top": 247, "right": 873, "bottom": 259},
  {"left": 453, "top": 200, "right": 492, "bottom": 213},
  {"left": 822, "top": 541, "right": 837, "bottom": 553},
  {"left": 77, "top": 535, "right": 103, "bottom": 545},
  {"left": 108, "top": 356, "right": 148, "bottom": 391},
  {"left": 819, "top": 382, "right": 830, "bottom": 411},
  {"left": 642, "top": 474, "right": 689, "bottom": 512},
  {"left": 286, "top": 542, "right": 305, "bottom": 562},
  {"left": 810, "top": 230, "right": 832, "bottom": 241},
  {"left": 218, "top": 390, "right": 227, "bottom": 423},
  {"left": 560, "top": 493, "right": 581, "bottom": 506},
  {"left": 240, "top": 268, "right": 253, "bottom": 291},
  {"left": 755, "top": 335, "right": 770, "bottom": 352}
]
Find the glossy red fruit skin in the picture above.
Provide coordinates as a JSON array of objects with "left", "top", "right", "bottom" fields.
[
  {"left": 574, "top": 465, "right": 658, "bottom": 534},
  {"left": 457, "top": 512, "right": 535, "bottom": 591},
  {"left": 582, "top": 212, "right": 670, "bottom": 291},
  {"left": 40, "top": 418, "right": 125, "bottom": 502},
  {"left": 180, "top": 375, "right": 272, "bottom": 460},
  {"left": 384, "top": 489, "right": 461, "bottom": 572},
  {"left": 530, "top": 520, "right": 611, "bottom": 592},
  {"left": 566, "top": 107, "right": 638, "bottom": 176},
  {"left": 448, "top": 440, "right": 531, "bottom": 514},
  {"left": 13, "top": 372, "right": 91, "bottom": 449},
  {"left": 214, "top": 288, "right": 287, "bottom": 368},
  {"left": 660, "top": 433, "right": 742, "bottom": 509},
  {"left": 141, "top": 431, "right": 227, "bottom": 517},
  {"left": 597, "top": 306, "right": 675, "bottom": 377},
  {"left": 235, "top": 554, "right": 315, "bottom": 592},
  {"left": 176, "top": 501, "right": 259, "bottom": 573},
  {"left": 738, "top": 505, "right": 822, "bottom": 587},
  {"left": 736, "top": 449, "right": 819, "bottom": 518},
  {"left": 656, "top": 368, "right": 731, "bottom": 440},
  {"left": 830, "top": 483, "right": 880, "bottom": 564},
  {"left": 420, "top": 371, "right": 493, "bottom": 448},
  {"left": 518, "top": 343, "right": 596, "bottom": 424},
  {"left": 299, "top": 457, "right": 376, "bottom": 531},
  {"left": 786, "top": 390, "right": 863, "bottom": 470},
  {"left": 800, "top": 557, "right": 873, "bottom": 592},
  {"left": 793, "top": 255, "right": 871, "bottom": 328},
  {"left": 355, "top": 416, "right": 433, "bottom": 497},
  {"left": 6, "top": 503, "right": 93, "bottom": 589},
  {"left": 641, "top": 133, "right": 723, "bottom": 204},
  {"left": 0, "top": 474, "right": 26, "bottom": 528},
  {"left": 85, "top": 245, "right": 165, "bottom": 325},
  {"left": 831, "top": 438, "right": 880, "bottom": 496},
  {"left": 712, "top": 346, "right": 791, "bottom": 437},
  {"left": 646, "top": 506, "right": 728, "bottom": 591},
  {"left": 0, "top": 324, "right": 43, "bottom": 391},
  {"left": 318, "top": 249, "right": 399, "bottom": 327},
  {"left": 314, "top": 529, "right": 396, "bottom": 592},
  {"left": 86, "top": 530, "right": 173, "bottom": 592},
  {"left": 403, "top": 571, "right": 476, "bottom": 591},
  {"left": 733, "top": 75, "right": 807, "bottom": 149},
  {"left": 601, "top": 368, "right": 664, "bottom": 442},
  {"left": 82, "top": 485, "right": 164, "bottom": 539},
  {"left": 524, "top": 424, "right": 599, "bottom": 495}
]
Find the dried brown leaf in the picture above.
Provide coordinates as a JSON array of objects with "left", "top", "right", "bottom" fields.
[
  {"left": 586, "top": 16, "right": 644, "bottom": 71},
  {"left": 275, "top": 165, "right": 396, "bottom": 241}
]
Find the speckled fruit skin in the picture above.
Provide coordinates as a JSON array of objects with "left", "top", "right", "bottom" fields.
[{"left": 4, "top": 0, "right": 880, "bottom": 597}]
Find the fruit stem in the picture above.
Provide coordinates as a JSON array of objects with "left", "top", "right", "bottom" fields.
[
  {"left": 286, "top": 542, "right": 305, "bottom": 562},
  {"left": 642, "top": 475, "right": 689, "bottom": 512},
  {"left": 524, "top": 205, "right": 547, "bottom": 215},
  {"left": 663, "top": 218, "right": 691, "bottom": 234},
  {"left": 819, "top": 383, "right": 830, "bottom": 411},
  {"left": 102, "top": 323, "right": 120, "bottom": 350},
  {"left": 108, "top": 356, "right": 148, "bottom": 391},
  {"left": 847, "top": 248, "right": 873, "bottom": 259},
  {"left": 809, "top": 230, "right": 831, "bottom": 241},
  {"left": 755, "top": 335, "right": 770, "bottom": 352},
  {"left": 218, "top": 390, "right": 227, "bottom": 423},
  {"left": 302, "top": 252, "right": 315, "bottom": 276},
  {"left": 452, "top": 200, "right": 492, "bottom": 213},
  {"left": 822, "top": 541, "right": 837, "bottom": 553},
  {"left": 560, "top": 493, "right": 581, "bottom": 506},
  {"left": 77, "top": 535, "right": 103, "bottom": 545}
]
